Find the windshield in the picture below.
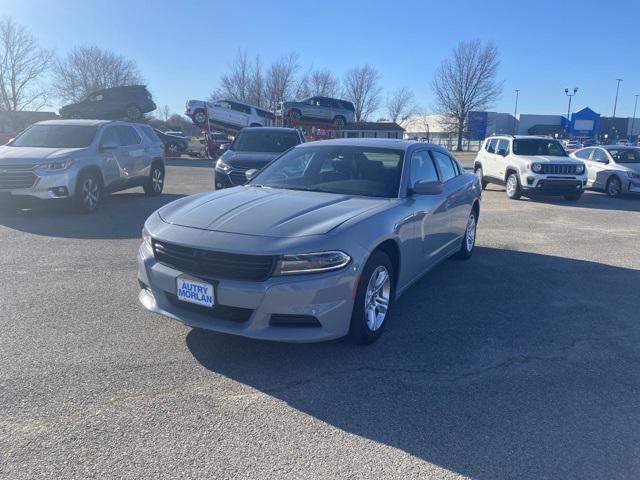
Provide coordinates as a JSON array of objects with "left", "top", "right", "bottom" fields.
[
  {"left": 513, "top": 139, "right": 568, "bottom": 157},
  {"left": 11, "top": 125, "right": 97, "bottom": 148},
  {"left": 250, "top": 145, "right": 404, "bottom": 198},
  {"left": 607, "top": 148, "right": 640, "bottom": 163},
  {"left": 231, "top": 131, "right": 298, "bottom": 153}
]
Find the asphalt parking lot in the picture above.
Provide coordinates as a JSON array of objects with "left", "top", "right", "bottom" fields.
[{"left": 1, "top": 159, "right": 640, "bottom": 479}]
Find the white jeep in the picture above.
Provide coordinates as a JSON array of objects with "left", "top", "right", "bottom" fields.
[{"left": 474, "top": 135, "right": 587, "bottom": 201}]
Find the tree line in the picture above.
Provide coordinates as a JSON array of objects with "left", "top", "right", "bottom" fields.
[{"left": 0, "top": 16, "right": 502, "bottom": 149}]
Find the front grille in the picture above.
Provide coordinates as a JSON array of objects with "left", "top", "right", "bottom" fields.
[
  {"left": 153, "top": 240, "right": 277, "bottom": 282},
  {"left": 270, "top": 314, "right": 321, "bottom": 328},
  {"left": 540, "top": 164, "right": 578, "bottom": 175},
  {"left": 0, "top": 164, "right": 38, "bottom": 189},
  {"left": 165, "top": 293, "right": 253, "bottom": 322},
  {"left": 228, "top": 160, "right": 268, "bottom": 171}
]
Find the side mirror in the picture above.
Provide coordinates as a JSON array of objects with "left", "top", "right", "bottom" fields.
[
  {"left": 245, "top": 169, "right": 259, "bottom": 181},
  {"left": 596, "top": 158, "right": 609, "bottom": 164},
  {"left": 100, "top": 140, "right": 119, "bottom": 151},
  {"left": 411, "top": 180, "right": 443, "bottom": 196}
]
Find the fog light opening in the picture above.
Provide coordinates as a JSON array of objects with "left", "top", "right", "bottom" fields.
[{"left": 48, "top": 186, "right": 69, "bottom": 197}]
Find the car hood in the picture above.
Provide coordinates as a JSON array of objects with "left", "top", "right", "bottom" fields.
[
  {"left": 0, "top": 146, "right": 85, "bottom": 162},
  {"left": 619, "top": 163, "right": 640, "bottom": 172},
  {"left": 223, "top": 151, "right": 281, "bottom": 165},
  {"left": 158, "top": 187, "right": 389, "bottom": 238},
  {"left": 519, "top": 155, "right": 581, "bottom": 164}
]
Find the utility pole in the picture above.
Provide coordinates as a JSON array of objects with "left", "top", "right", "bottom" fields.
[
  {"left": 513, "top": 89, "right": 520, "bottom": 134},
  {"left": 564, "top": 87, "right": 578, "bottom": 139},
  {"left": 632, "top": 94, "right": 639, "bottom": 141},
  {"left": 613, "top": 78, "right": 623, "bottom": 117}
]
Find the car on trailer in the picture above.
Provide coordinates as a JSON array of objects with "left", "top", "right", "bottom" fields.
[
  {"left": 185, "top": 99, "right": 275, "bottom": 130},
  {"left": 280, "top": 96, "right": 355, "bottom": 129}
]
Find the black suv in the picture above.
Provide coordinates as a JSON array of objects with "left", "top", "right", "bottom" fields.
[
  {"left": 214, "top": 127, "right": 304, "bottom": 189},
  {"left": 59, "top": 85, "right": 157, "bottom": 121},
  {"left": 154, "top": 129, "right": 188, "bottom": 156}
]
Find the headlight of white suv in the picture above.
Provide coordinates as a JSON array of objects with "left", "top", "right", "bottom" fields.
[
  {"left": 575, "top": 163, "right": 585, "bottom": 175},
  {"left": 531, "top": 162, "right": 542, "bottom": 173},
  {"left": 215, "top": 159, "right": 231, "bottom": 172},
  {"left": 274, "top": 251, "right": 351, "bottom": 275},
  {"left": 37, "top": 159, "right": 73, "bottom": 172}
]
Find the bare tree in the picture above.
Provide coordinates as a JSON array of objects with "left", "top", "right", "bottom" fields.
[
  {"left": 264, "top": 52, "right": 299, "bottom": 111},
  {"left": 158, "top": 105, "right": 171, "bottom": 121},
  {"left": 432, "top": 39, "right": 502, "bottom": 150},
  {"left": 211, "top": 49, "right": 251, "bottom": 103},
  {"left": 53, "top": 46, "right": 143, "bottom": 103},
  {"left": 343, "top": 65, "right": 382, "bottom": 122},
  {"left": 297, "top": 68, "right": 340, "bottom": 99},
  {"left": 0, "top": 17, "right": 53, "bottom": 114},
  {"left": 386, "top": 87, "right": 416, "bottom": 123}
]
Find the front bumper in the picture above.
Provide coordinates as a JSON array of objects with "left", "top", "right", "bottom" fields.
[
  {"left": 137, "top": 243, "right": 357, "bottom": 342},
  {"left": 521, "top": 174, "right": 587, "bottom": 195},
  {"left": 624, "top": 177, "right": 640, "bottom": 194},
  {"left": 0, "top": 170, "right": 76, "bottom": 200}
]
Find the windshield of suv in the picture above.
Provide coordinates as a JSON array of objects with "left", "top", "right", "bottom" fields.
[
  {"left": 513, "top": 139, "right": 568, "bottom": 156},
  {"left": 250, "top": 145, "right": 403, "bottom": 198},
  {"left": 10, "top": 125, "right": 97, "bottom": 148},
  {"left": 231, "top": 131, "right": 299, "bottom": 153}
]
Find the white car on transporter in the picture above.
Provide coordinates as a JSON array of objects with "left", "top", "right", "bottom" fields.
[
  {"left": 474, "top": 135, "right": 587, "bottom": 201},
  {"left": 185, "top": 99, "right": 274, "bottom": 130}
]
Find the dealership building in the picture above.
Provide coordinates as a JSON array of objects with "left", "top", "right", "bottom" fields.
[{"left": 403, "top": 107, "right": 640, "bottom": 143}]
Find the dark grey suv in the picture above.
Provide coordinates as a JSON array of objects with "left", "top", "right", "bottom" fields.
[
  {"left": 59, "top": 85, "right": 157, "bottom": 121},
  {"left": 282, "top": 96, "right": 355, "bottom": 129}
]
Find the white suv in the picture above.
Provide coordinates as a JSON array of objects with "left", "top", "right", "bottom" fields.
[
  {"left": 185, "top": 99, "right": 274, "bottom": 130},
  {"left": 474, "top": 135, "right": 587, "bottom": 201}
]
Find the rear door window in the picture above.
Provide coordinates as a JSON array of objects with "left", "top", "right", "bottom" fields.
[
  {"left": 431, "top": 150, "right": 458, "bottom": 182},
  {"left": 115, "top": 126, "right": 141, "bottom": 146}
]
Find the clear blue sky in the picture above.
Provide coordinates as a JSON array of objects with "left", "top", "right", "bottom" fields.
[{"left": 2, "top": 0, "right": 640, "bottom": 118}]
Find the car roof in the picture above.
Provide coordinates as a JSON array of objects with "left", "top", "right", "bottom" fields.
[
  {"left": 34, "top": 119, "right": 142, "bottom": 127},
  {"left": 238, "top": 127, "right": 300, "bottom": 134},
  {"left": 297, "top": 138, "right": 427, "bottom": 151}
]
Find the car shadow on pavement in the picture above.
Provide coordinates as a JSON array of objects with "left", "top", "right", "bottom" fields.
[
  {"left": 166, "top": 159, "right": 215, "bottom": 168},
  {"left": 0, "top": 191, "right": 184, "bottom": 240},
  {"left": 186, "top": 247, "right": 640, "bottom": 479}
]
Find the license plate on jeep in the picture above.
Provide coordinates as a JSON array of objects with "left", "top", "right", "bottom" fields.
[{"left": 176, "top": 277, "right": 215, "bottom": 308}]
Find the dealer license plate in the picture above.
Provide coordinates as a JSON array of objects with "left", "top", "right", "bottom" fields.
[{"left": 176, "top": 276, "right": 215, "bottom": 308}]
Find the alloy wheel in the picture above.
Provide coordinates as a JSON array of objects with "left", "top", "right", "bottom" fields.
[
  {"left": 608, "top": 177, "right": 621, "bottom": 197},
  {"left": 168, "top": 143, "right": 178, "bottom": 155},
  {"left": 194, "top": 111, "right": 206, "bottom": 124},
  {"left": 82, "top": 178, "right": 99, "bottom": 209},
  {"left": 506, "top": 176, "right": 517, "bottom": 196},
  {"left": 365, "top": 266, "right": 391, "bottom": 332},
  {"left": 465, "top": 213, "right": 477, "bottom": 252},
  {"left": 152, "top": 168, "right": 164, "bottom": 193}
]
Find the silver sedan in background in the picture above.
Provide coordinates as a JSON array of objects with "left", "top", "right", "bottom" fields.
[
  {"left": 571, "top": 145, "right": 640, "bottom": 197},
  {"left": 138, "top": 139, "right": 481, "bottom": 344}
]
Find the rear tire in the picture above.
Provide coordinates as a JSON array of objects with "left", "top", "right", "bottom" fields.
[
  {"left": 193, "top": 109, "right": 207, "bottom": 125},
  {"left": 144, "top": 163, "right": 164, "bottom": 196},
  {"left": 74, "top": 171, "right": 102, "bottom": 213},
  {"left": 455, "top": 208, "right": 478, "bottom": 259},
  {"left": 349, "top": 251, "right": 394, "bottom": 345},
  {"left": 506, "top": 173, "right": 521, "bottom": 200}
]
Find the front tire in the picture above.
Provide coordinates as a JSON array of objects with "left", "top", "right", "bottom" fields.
[
  {"left": 74, "top": 172, "right": 102, "bottom": 213},
  {"left": 606, "top": 176, "right": 622, "bottom": 198},
  {"left": 506, "top": 173, "right": 521, "bottom": 200},
  {"left": 193, "top": 109, "right": 207, "bottom": 125},
  {"left": 349, "top": 251, "right": 394, "bottom": 345},
  {"left": 144, "top": 164, "right": 164, "bottom": 196},
  {"left": 475, "top": 166, "right": 488, "bottom": 190}
]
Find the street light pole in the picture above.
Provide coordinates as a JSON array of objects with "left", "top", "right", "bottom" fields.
[
  {"left": 513, "top": 89, "right": 520, "bottom": 134},
  {"left": 632, "top": 94, "right": 639, "bottom": 141},
  {"left": 564, "top": 87, "right": 578, "bottom": 139},
  {"left": 613, "top": 78, "right": 623, "bottom": 117}
]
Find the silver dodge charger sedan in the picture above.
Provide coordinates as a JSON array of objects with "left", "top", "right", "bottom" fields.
[{"left": 138, "top": 139, "right": 481, "bottom": 343}]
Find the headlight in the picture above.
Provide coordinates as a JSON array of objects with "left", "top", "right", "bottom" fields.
[
  {"left": 142, "top": 227, "right": 153, "bottom": 254},
  {"left": 37, "top": 159, "right": 73, "bottom": 171},
  {"left": 215, "top": 159, "right": 231, "bottom": 172},
  {"left": 575, "top": 163, "right": 585, "bottom": 175},
  {"left": 531, "top": 162, "right": 542, "bottom": 173},
  {"left": 274, "top": 251, "right": 351, "bottom": 275}
]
